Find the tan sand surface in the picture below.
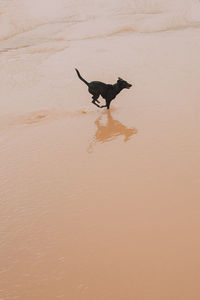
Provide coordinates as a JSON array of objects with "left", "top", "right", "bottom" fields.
[{"left": 1, "top": 1, "right": 200, "bottom": 299}]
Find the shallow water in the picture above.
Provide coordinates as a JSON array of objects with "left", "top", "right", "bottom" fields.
[{"left": 1, "top": 1, "right": 200, "bottom": 299}]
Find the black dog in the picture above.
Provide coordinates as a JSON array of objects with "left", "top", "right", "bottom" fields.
[{"left": 75, "top": 69, "right": 132, "bottom": 109}]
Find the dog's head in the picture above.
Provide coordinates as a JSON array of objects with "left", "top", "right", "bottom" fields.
[{"left": 117, "top": 77, "right": 132, "bottom": 89}]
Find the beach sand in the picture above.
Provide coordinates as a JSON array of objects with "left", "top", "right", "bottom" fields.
[{"left": 1, "top": 1, "right": 200, "bottom": 299}]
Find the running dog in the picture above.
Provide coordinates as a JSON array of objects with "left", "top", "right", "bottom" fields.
[{"left": 75, "top": 69, "right": 132, "bottom": 109}]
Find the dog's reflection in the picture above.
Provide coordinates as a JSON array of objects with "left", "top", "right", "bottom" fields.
[{"left": 88, "top": 110, "right": 137, "bottom": 153}]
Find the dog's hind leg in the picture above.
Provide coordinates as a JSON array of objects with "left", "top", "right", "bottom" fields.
[
  {"left": 92, "top": 94, "right": 100, "bottom": 103},
  {"left": 92, "top": 101, "right": 101, "bottom": 108},
  {"left": 91, "top": 94, "right": 101, "bottom": 108}
]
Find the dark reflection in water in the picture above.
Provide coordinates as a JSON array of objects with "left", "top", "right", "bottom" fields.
[{"left": 88, "top": 110, "right": 137, "bottom": 153}]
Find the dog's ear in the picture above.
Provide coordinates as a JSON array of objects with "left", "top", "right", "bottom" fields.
[{"left": 118, "top": 77, "right": 123, "bottom": 81}]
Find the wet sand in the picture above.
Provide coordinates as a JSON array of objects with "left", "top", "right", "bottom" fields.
[{"left": 1, "top": 1, "right": 200, "bottom": 299}]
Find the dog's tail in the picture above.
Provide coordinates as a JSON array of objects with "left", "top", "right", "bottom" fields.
[{"left": 75, "top": 69, "right": 89, "bottom": 86}]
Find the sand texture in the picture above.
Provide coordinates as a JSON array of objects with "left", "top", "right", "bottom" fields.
[{"left": 1, "top": 1, "right": 200, "bottom": 299}]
